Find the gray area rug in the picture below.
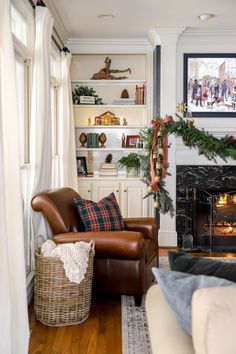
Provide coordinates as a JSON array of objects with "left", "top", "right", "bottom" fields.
[
  {"left": 121, "top": 295, "right": 152, "bottom": 354},
  {"left": 121, "top": 257, "right": 168, "bottom": 354},
  {"left": 121, "top": 255, "right": 236, "bottom": 354}
]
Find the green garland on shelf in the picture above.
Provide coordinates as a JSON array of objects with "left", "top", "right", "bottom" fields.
[{"left": 140, "top": 115, "right": 236, "bottom": 216}]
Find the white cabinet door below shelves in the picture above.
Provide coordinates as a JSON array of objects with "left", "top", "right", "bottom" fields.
[
  {"left": 78, "top": 179, "right": 148, "bottom": 218},
  {"left": 78, "top": 181, "right": 92, "bottom": 200},
  {"left": 92, "top": 181, "right": 120, "bottom": 204},
  {"left": 120, "top": 181, "right": 147, "bottom": 218}
]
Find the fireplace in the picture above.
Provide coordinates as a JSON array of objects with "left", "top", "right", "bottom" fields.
[
  {"left": 187, "top": 188, "right": 236, "bottom": 251},
  {"left": 176, "top": 166, "right": 236, "bottom": 251}
]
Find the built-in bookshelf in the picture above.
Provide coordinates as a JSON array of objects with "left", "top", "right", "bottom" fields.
[{"left": 71, "top": 53, "right": 152, "bottom": 176}]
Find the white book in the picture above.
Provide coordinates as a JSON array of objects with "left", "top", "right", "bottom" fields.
[
  {"left": 100, "top": 163, "right": 117, "bottom": 169},
  {"left": 112, "top": 98, "right": 135, "bottom": 105},
  {"left": 99, "top": 170, "right": 118, "bottom": 176},
  {"left": 99, "top": 168, "right": 118, "bottom": 173}
]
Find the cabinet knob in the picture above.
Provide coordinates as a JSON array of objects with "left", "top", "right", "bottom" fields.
[
  {"left": 88, "top": 190, "right": 90, "bottom": 192},
  {"left": 124, "top": 190, "right": 127, "bottom": 192},
  {"left": 116, "top": 190, "right": 119, "bottom": 193}
]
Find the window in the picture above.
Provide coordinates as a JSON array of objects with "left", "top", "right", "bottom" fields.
[
  {"left": 50, "top": 53, "right": 60, "bottom": 157},
  {"left": 11, "top": 0, "right": 33, "bottom": 274},
  {"left": 15, "top": 57, "right": 30, "bottom": 164},
  {"left": 11, "top": 4, "right": 27, "bottom": 46},
  {"left": 15, "top": 57, "right": 31, "bottom": 271},
  {"left": 51, "top": 52, "right": 61, "bottom": 188},
  {"left": 51, "top": 81, "right": 59, "bottom": 157}
]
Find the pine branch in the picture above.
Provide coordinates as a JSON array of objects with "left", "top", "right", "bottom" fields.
[{"left": 140, "top": 116, "right": 236, "bottom": 216}]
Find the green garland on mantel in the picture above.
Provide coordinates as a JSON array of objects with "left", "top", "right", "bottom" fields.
[{"left": 140, "top": 115, "right": 236, "bottom": 216}]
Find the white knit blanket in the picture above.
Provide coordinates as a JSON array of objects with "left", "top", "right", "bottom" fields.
[{"left": 41, "top": 240, "right": 94, "bottom": 284}]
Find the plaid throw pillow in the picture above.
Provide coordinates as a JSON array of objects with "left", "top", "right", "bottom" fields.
[{"left": 74, "top": 193, "right": 125, "bottom": 232}]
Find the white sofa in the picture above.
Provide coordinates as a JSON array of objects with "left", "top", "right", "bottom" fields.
[{"left": 146, "top": 284, "right": 236, "bottom": 354}]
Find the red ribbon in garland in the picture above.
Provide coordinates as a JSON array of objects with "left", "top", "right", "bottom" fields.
[{"left": 150, "top": 115, "right": 173, "bottom": 191}]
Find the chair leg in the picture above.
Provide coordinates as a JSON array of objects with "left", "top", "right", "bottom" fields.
[{"left": 134, "top": 296, "right": 142, "bottom": 307}]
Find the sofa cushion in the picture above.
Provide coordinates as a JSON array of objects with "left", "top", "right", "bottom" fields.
[
  {"left": 192, "top": 287, "right": 236, "bottom": 354},
  {"left": 152, "top": 268, "right": 235, "bottom": 335},
  {"left": 169, "top": 251, "right": 236, "bottom": 282},
  {"left": 146, "top": 284, "right": 194, "bottom": 354},
  {"left": 74, "top": 193, "right": 125, "bottom": 232}
]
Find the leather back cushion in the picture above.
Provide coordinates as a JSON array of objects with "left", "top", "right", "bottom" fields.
[
  {"left": 31, "top": 187, "right": 85, "bottom": 234},
  {"left": 75, "top": 193, "right": 125, "bottom": 232}
]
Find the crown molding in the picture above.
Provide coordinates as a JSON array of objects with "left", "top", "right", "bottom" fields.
[
  {"left": 149, "top": 27, "right": 186, "bottom": 46},
  {"left": 44, "top": 0, "right": 68, "bottom": 44},
  {"left": 66, "top": 38, "right": 153, "bottom": 54},
  {"left": 180, "top": 27, "right": 236, "bottom": 39},
  {"left": 147, "top": 30, "right": 160, "bottom": 48}
]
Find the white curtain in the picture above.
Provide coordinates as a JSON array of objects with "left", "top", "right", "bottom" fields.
[
  {"left": 58, "top": 51, "right": 78, "bottom": 190},
  {"left": 0, "top": 0, "right": 29, "bottom": 353},
  {"left": 30, "top": 6, "right": 54, "bottom": 241}
]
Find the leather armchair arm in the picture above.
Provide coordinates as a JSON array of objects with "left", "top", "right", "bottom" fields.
[
  {"left": 123, "top": 217, "right": 158, "bottom": 242},
  {"left": 53, "top": 231, "right": 145, "bottom": 260}
]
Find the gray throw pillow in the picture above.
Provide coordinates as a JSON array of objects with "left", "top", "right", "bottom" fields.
[
  {"left": 152, "top": 268, "right": 235, "bottom": 336},
  {"left": 168, "top": 251, "right": 236, "bottom": 282}
]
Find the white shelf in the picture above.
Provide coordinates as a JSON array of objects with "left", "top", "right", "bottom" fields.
[
  {"left": 78, "top": 176, "right": 142, "bottom": 181},
  {"left": 71, "top": 79, "right": 146, "bottom": 85},
  {"left": 73, "top": 104, "right": 146, "bottom": 108},
  {"left": 75, "top": 125, "right": 147, "bottom": 129},
  {"left": 76, "top": 148, "right": 144, "bottom": 152}
]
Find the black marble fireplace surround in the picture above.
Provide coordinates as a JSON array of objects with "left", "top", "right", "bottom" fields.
[{"left": 176, "top": 165, "right": 236, "bottom": 251}]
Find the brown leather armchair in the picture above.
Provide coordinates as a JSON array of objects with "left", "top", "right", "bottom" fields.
[{"left": 31, "top": 187, "right": 159, "bottom": 305}]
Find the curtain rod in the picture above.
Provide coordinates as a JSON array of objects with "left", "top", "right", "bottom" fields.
[{"left": 27, "top": 0, "right": 70, "bottom": 53}]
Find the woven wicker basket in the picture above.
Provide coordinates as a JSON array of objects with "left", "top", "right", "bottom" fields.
[{"left": 34, "top": 243, "right": 94, "bottom": 327}]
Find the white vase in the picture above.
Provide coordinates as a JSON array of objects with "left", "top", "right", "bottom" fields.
[{"left": 127, "top": 167, "right": 138, "bottom": 178}]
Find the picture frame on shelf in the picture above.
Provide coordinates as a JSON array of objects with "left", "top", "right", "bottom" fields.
[
  {"left": 183, "top": 53, "right": 236, "bottom": 117},
  {"left": 126, "top": 135, "right": 140, "bottom": 148},
  {"left": 76, "top": 156, "right": 87, "bottom": 176},
  {"left": 79, "top": 96, "right": 95, "bottom": 104}
]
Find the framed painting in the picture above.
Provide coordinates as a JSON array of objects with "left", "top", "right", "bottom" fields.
[
  {"left": 126, "top": 135, "right": 140, "bottom": 148},
  {"left": 183, "top": 53, "right": 236, "bottom": 117}
]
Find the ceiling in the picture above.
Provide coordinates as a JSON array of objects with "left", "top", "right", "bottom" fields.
[{"left": 50, "top": 0, "right": 236, "bottom": 39}]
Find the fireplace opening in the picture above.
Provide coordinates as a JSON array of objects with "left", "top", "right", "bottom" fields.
[
  {"left": 186, "top": 188, "right": 236, "bottom": 251},
  {"left": 176, "top": 165, "right": 236, "bottom": 252}
]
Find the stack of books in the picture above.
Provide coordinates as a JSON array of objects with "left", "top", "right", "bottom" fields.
[
  {"left": 87, "top": 133, "right": 99, "bottom": 148},
  {"left": 112, "top": 98, "right": 135, "bottom": 105},
  {"left": 99, "top": 163, "right": 118, "bottom": 177}
]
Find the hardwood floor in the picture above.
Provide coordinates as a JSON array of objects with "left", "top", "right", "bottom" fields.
[
  {"left": 29, "top": 294, "right": 121, "bottom": 354},
  {"left": 159, "top": 246, "right": 236, "bottom": 258},
  {"left": 28, "top": 247, "right": 236, "bottom": 353},
  {"left": 159, "top": 247, "right": 176, "bottom": 256}
]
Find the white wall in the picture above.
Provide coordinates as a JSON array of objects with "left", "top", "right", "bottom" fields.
[
  {"left": 155, "top": 27, "right": 236, "bottom": 246},
  {"left": 176, "top": 28, "right": 236, "bottom": 166}
]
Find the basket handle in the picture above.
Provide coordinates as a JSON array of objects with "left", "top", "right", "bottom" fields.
[{"left": 89, "top": 240, "right": 95, "bottom": 253}]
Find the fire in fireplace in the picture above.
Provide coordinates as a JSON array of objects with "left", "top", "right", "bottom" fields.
[
  {"left": 176, "top": 165, "right": 236, "bottom": 252},
  {"left": 203, "top": 192, "right": 236, "bottom": 237},
  {"left": 189, "top": 189, "right": 236, "bottom": 251}
]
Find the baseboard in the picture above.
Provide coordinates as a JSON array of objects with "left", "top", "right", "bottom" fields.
[
  {"left": 158, "top": 230, "right": 177, "bottom": 247},
  {"left": 159, "top": 246, "right": 177, "bottom": 249}
]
